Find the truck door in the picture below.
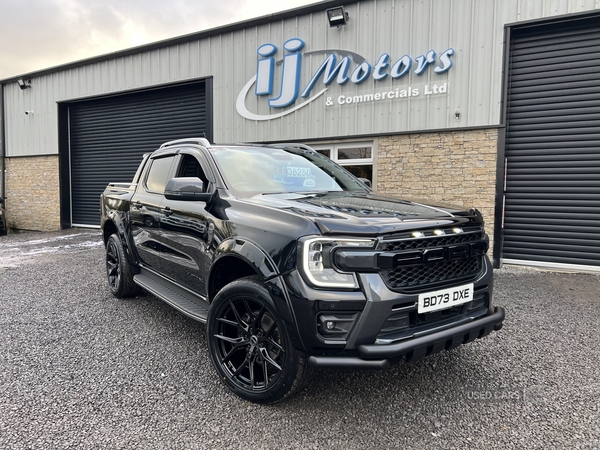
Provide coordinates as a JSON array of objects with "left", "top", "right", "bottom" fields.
[
  {"left": 158, "top": 152, "right": 214, "bottom": 297},
  {"left": 130, "top": 155, "right": 176, "bottom": 270}
]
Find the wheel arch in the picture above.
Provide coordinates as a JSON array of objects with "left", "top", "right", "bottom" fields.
[
  {"left": 208, "top": 239, "right": 303, "bottom": 350},
  {"left": 208, "top": 238, "right": 279, "bottom": 302},
  {"left": 102, "top": 211, "right": 138, "bottom": 268},
  {"left": 102, "top": 219, "right": 118, "bottom": 245}
]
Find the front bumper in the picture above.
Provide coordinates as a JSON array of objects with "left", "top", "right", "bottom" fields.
[
  {"left": 307, "top": 306, "right": 505, "bottom": 369},
  {"left": 284, "top": 253, "right": 503, "bottom": 369}
]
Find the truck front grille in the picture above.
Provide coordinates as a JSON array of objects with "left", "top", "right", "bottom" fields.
[{"left": 377, "top": 226, "right": 486, "bottom": 293}]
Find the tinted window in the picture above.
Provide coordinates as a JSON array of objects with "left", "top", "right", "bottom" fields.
[
  {"left": 177, "top": 154, "right": 209, "bottom": 185},
  {"left": 145, "top": 156, "right": 175, "bottom": 193}
]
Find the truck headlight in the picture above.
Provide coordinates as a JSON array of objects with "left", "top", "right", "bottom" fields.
[{"left": 301, "top": 237, "right": 375, "bottom": 289}]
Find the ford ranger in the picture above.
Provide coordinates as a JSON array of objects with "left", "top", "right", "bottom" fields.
[{"left": 100, "top": 138, "right": 505, "bottom": 403}]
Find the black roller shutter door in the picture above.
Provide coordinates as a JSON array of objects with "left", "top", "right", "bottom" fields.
[
  {"left": 503, "top": 18, "right": 600, "bottom": 268},
  {"left": 69, "top": 82, "right": 208, "bottom": 226}
]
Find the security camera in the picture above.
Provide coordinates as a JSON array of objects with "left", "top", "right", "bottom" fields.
[{"left": 25, "top": 111, "right": 33, "bottom": 115}]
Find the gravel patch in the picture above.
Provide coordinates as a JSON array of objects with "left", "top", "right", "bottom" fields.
[{"left": 0, "top": 229, "right": 598, "bottom": 449}]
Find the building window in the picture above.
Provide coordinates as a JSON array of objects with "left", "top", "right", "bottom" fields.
[{"left": 312, "top": 142, "right": 374, "bottom": 186}]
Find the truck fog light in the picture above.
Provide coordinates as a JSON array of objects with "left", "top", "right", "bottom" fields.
[{"left": 317, "top": 313, "right": 358, "bottom": 341}]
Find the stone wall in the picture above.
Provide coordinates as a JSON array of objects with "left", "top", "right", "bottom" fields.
[
  {"left": 377, "top": 129, "right": 498, "bottom": 249},
  {"left": 5, "top": 156, "right": 61, "bottom": 232}
]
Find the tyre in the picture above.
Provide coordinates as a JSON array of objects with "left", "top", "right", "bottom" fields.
[
  {"left": 207, "top": 277, "right": 311, "bottom": 404},
  {"left": 105, "top": 233, "right": 141, "bottom": 298}
]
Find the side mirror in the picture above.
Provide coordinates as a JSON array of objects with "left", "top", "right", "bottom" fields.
[{"left": 164, "top": 177, "right": 212, "bottom": 202}]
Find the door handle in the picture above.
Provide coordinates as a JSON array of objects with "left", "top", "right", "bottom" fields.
[{"left": 162, "top": 206, "right": 173, "bottom": 217}]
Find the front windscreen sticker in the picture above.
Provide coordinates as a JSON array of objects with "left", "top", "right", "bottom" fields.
[{"left": 285, "top": 167, "right": 312, "bottom": 178}]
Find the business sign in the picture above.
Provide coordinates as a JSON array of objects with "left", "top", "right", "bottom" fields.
[{"left": 236, "top": 38, "right": 454, "bottom": 121}]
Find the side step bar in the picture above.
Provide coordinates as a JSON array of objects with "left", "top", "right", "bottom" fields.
[{"left": 134, "top": 271, "right": 209, "bottom": 323}]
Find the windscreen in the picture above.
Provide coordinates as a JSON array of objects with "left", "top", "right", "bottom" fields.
[{"left": 209, "top": 146, "right": 369, "bottom": 197}]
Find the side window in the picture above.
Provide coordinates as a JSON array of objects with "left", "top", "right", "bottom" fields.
[
  {"left": 145, "top": 156, "right": 175, "bottom": 193},
  {"left": 177, "top": 154, "right": 208, "bottom": 185}
]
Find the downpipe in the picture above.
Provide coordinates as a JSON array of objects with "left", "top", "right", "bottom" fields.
[{"left": 0, "top": 82, "right": 6, "bottom": 228}]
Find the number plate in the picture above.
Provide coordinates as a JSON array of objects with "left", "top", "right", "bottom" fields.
[{"left": 418, "top": 283, "right": 474, "bottom": 314}]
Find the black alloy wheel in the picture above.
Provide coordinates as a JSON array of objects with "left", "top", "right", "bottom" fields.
[
  {"left": 207, "top": 277, "right": 310, "bottom": 403},
  {"left": 105, "top": 234, "right": 140, "bottom": 298}
]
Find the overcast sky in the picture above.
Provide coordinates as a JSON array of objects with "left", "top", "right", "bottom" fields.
[{"left": 0, "top": 0, "right": 319, "bottom": 79}]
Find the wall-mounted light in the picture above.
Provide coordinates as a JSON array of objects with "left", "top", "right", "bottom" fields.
[
  {"left": 17, "top": 78, "right": 31, "bottom": 90},
  {"left": 455, "top": 110, "right": 461, "bottom": 121},
  {"left": 326, "top": 6, "right": 349, "bottom": 27}
]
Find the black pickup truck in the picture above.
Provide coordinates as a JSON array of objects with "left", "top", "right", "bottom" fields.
[{"left": 101, "top": 138, "right": 504, "bottom": 403}]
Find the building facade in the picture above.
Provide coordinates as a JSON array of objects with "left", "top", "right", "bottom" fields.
[{"left": 2, "top": 0, "right": 600, "bottom": 272}]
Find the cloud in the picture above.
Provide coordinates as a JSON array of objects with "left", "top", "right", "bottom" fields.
[{"left": 0, "top": 0, "right": 318, "bottom": 79}]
